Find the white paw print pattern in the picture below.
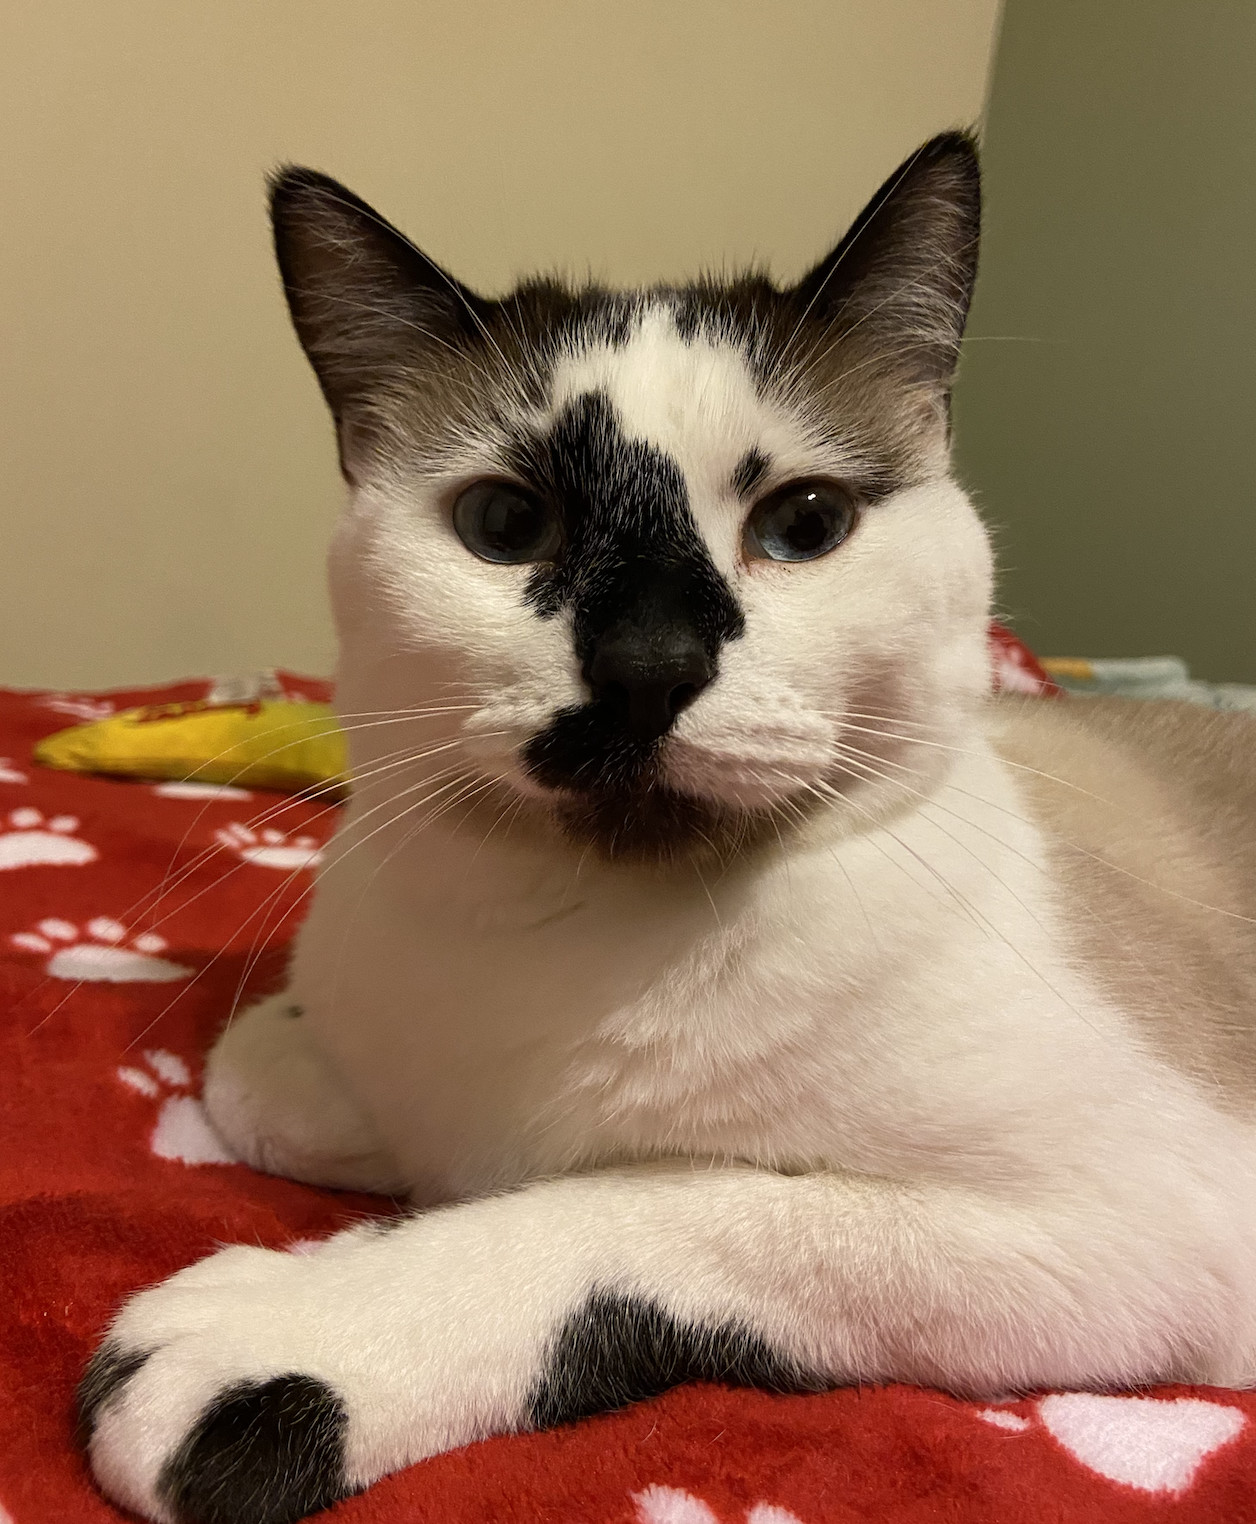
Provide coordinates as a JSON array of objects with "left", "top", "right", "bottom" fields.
[
  {"left": 10, "top": 917, "right": 191, "bottom": 982},
  {"left": 116, "top": 1048, "right": 237, "bottom": 1165},
  {"left": 154, "top": 780, "right": 252, "bottom": 800},
  {"left": 215, "top": 821, "right": 323, "bottom": 871},
  {"left": 634, "top": 1489, "right": 803, "bottom": 1524},
  {"left": 0, "top": 757, "right": 27, "bottom": 784},
  {"left": 0, "top": 808, "right": 97, "bottom": 870},
  {"left": 975, "top": 1393, "right": 1245, "bottom": 1494},
  {"left": 41, "top": 693, "right": 115, "bottom": 721}
]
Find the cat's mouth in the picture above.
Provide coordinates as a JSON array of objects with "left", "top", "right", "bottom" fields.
[
  {"left": 519, "top": 702, "right": 783, "bottom": 863},
  {"left": 522, "top": 701, "right": 660, "bottom": 798}
]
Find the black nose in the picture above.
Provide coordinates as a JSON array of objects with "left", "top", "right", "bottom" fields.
[{"left": 587, "top": 626, "right": 714, "bottom": 742}]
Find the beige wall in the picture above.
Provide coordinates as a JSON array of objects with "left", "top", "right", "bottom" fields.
[{"left": 1, "top": 1, "right": 1002, "bottom": 689}]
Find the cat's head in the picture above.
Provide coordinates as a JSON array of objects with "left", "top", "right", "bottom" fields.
[{"left": 272, "top": 132, "right": 992, "bottom": 861}]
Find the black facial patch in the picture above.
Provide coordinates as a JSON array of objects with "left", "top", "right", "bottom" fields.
[
  {"left": 157, "top": 1373, "right": 351, "bottom": 1524},
  {"left": 510, "top": 391, "right": 743, "bottom": 806},
  {"left": 513, "top": 390, "right": 741, "bottom": 640},
  {"left": 732, "top": 447, "right": 770, "bottom": 498},
  {"left": 529, "top": 1290, "right": 822, "bottom": 1430},
  {"left": 76, "top": 1341, "right": 153, "bottom": 1448}
]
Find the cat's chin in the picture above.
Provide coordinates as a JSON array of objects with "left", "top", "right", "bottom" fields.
[
  {"left": 542, "top": 783, "right": 792, "bottom": 866},
  {"left": 472, "top": 746, "right": 821, "bottom": 865}
]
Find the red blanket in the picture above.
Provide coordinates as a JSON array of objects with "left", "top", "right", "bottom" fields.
[{"left": 3, "top": 650, "right": 1254, "bottom": 1524}]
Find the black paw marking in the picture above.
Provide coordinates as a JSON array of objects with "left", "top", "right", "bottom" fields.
[
  {"left": 157, "top": 1374, "right": 351, "bottom": 1524},
  {"left": 529, "top": 1290, "right": 824, "bottom": 1429},
  {"left": 76, "top": 1340, "right": 154, "bottom": 1447}
]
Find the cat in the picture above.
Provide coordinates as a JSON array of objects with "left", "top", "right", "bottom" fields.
[{"left": 78, "top": 131, "right": 1256, "bottom": 1524}]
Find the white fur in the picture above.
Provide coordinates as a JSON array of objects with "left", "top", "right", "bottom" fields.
[{"left": 88, "top": 307, "right": 1256, "bottom": 1520}]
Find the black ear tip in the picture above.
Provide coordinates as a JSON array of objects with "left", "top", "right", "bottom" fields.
[
  {"left": 268, "top": 165, "right": 340, "bottom": 218},
  {"left": 266, "top": 166, "right": 370, "bottom": 231},
  {"left": 920, "top": 127, "right": 980, "bottom": 161},
  {"left": 914, "top": 129, "right": 981, "bottom": 195}
]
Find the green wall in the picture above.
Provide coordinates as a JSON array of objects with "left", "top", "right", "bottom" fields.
[{"left": 953, "top": 0, "right": 1256, "bottom": 681}]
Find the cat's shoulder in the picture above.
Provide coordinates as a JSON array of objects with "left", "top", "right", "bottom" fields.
[
  {"left": 984, "top": 691, "right": 1255, "bottom": 920},
  {"left": 984, "top": 694, "right": 1256, "bottom": 1097},
  {"left": 987, "top": 692, "right": 1255, "bottom": 803}
]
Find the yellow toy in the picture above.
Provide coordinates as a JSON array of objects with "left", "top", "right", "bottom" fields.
[{"left": 35, "top": 699, "right": 348, "bottom": 796}]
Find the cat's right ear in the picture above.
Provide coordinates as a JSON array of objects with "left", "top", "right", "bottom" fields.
[{"left": 269, "top": 167, "right": 492, "bottom": 431}]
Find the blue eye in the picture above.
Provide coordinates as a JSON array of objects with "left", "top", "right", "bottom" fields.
[
  {"left": 745, "top": 480, "right": 857, "bottom": 563},
  {"left": 452, "top": 481, "right": 561, "bottom": 564}
]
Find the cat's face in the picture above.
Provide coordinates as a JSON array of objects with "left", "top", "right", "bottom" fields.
[{"left": 273, "top": 134, "right": 992, "bottom": 859}]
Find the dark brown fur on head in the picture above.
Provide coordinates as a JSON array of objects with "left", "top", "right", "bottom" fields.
[{"left": 269, "top": 132, "right": 979, "bottom": 491}]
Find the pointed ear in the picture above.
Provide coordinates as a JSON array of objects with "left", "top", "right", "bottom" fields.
[
  {"left": 788, "top": 131, "right": 981, "bottom": 395},
  {"left": 268, "top": 167, "right": 493, "bottom": 423}
]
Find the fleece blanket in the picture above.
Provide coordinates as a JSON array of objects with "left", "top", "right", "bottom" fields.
[{"left": 3, "top": 639, "right": 1255, "bottom": 1524}]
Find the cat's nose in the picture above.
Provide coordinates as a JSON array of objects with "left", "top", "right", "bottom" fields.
[{"left": 587, "top": 628, "right": 714, "bottom": 742}]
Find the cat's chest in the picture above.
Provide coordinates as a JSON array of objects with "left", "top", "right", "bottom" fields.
[{"left": 298, "top": 810, "right": 1127, "bottom": 1198}]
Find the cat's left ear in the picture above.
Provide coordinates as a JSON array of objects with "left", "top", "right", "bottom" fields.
[
  {"left": 269, "top": 166, "right": 496, "bottom": 474},
  {"left": 788, "top": 131, "right": 981, "bottom": 397}
]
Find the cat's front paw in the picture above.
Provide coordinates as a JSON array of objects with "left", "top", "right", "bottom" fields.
[{"left": 78, "top": 1247, "right": 357, "bottom": 1524}]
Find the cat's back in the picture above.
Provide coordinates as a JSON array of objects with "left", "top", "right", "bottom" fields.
[{"left": 988, "top": 695, "right": 1256, "bottom": 1102}]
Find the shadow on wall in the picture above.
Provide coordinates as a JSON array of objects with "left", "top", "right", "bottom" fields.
[{"left": 954, "top": 0, "right": 1256, "bottom": 683}]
